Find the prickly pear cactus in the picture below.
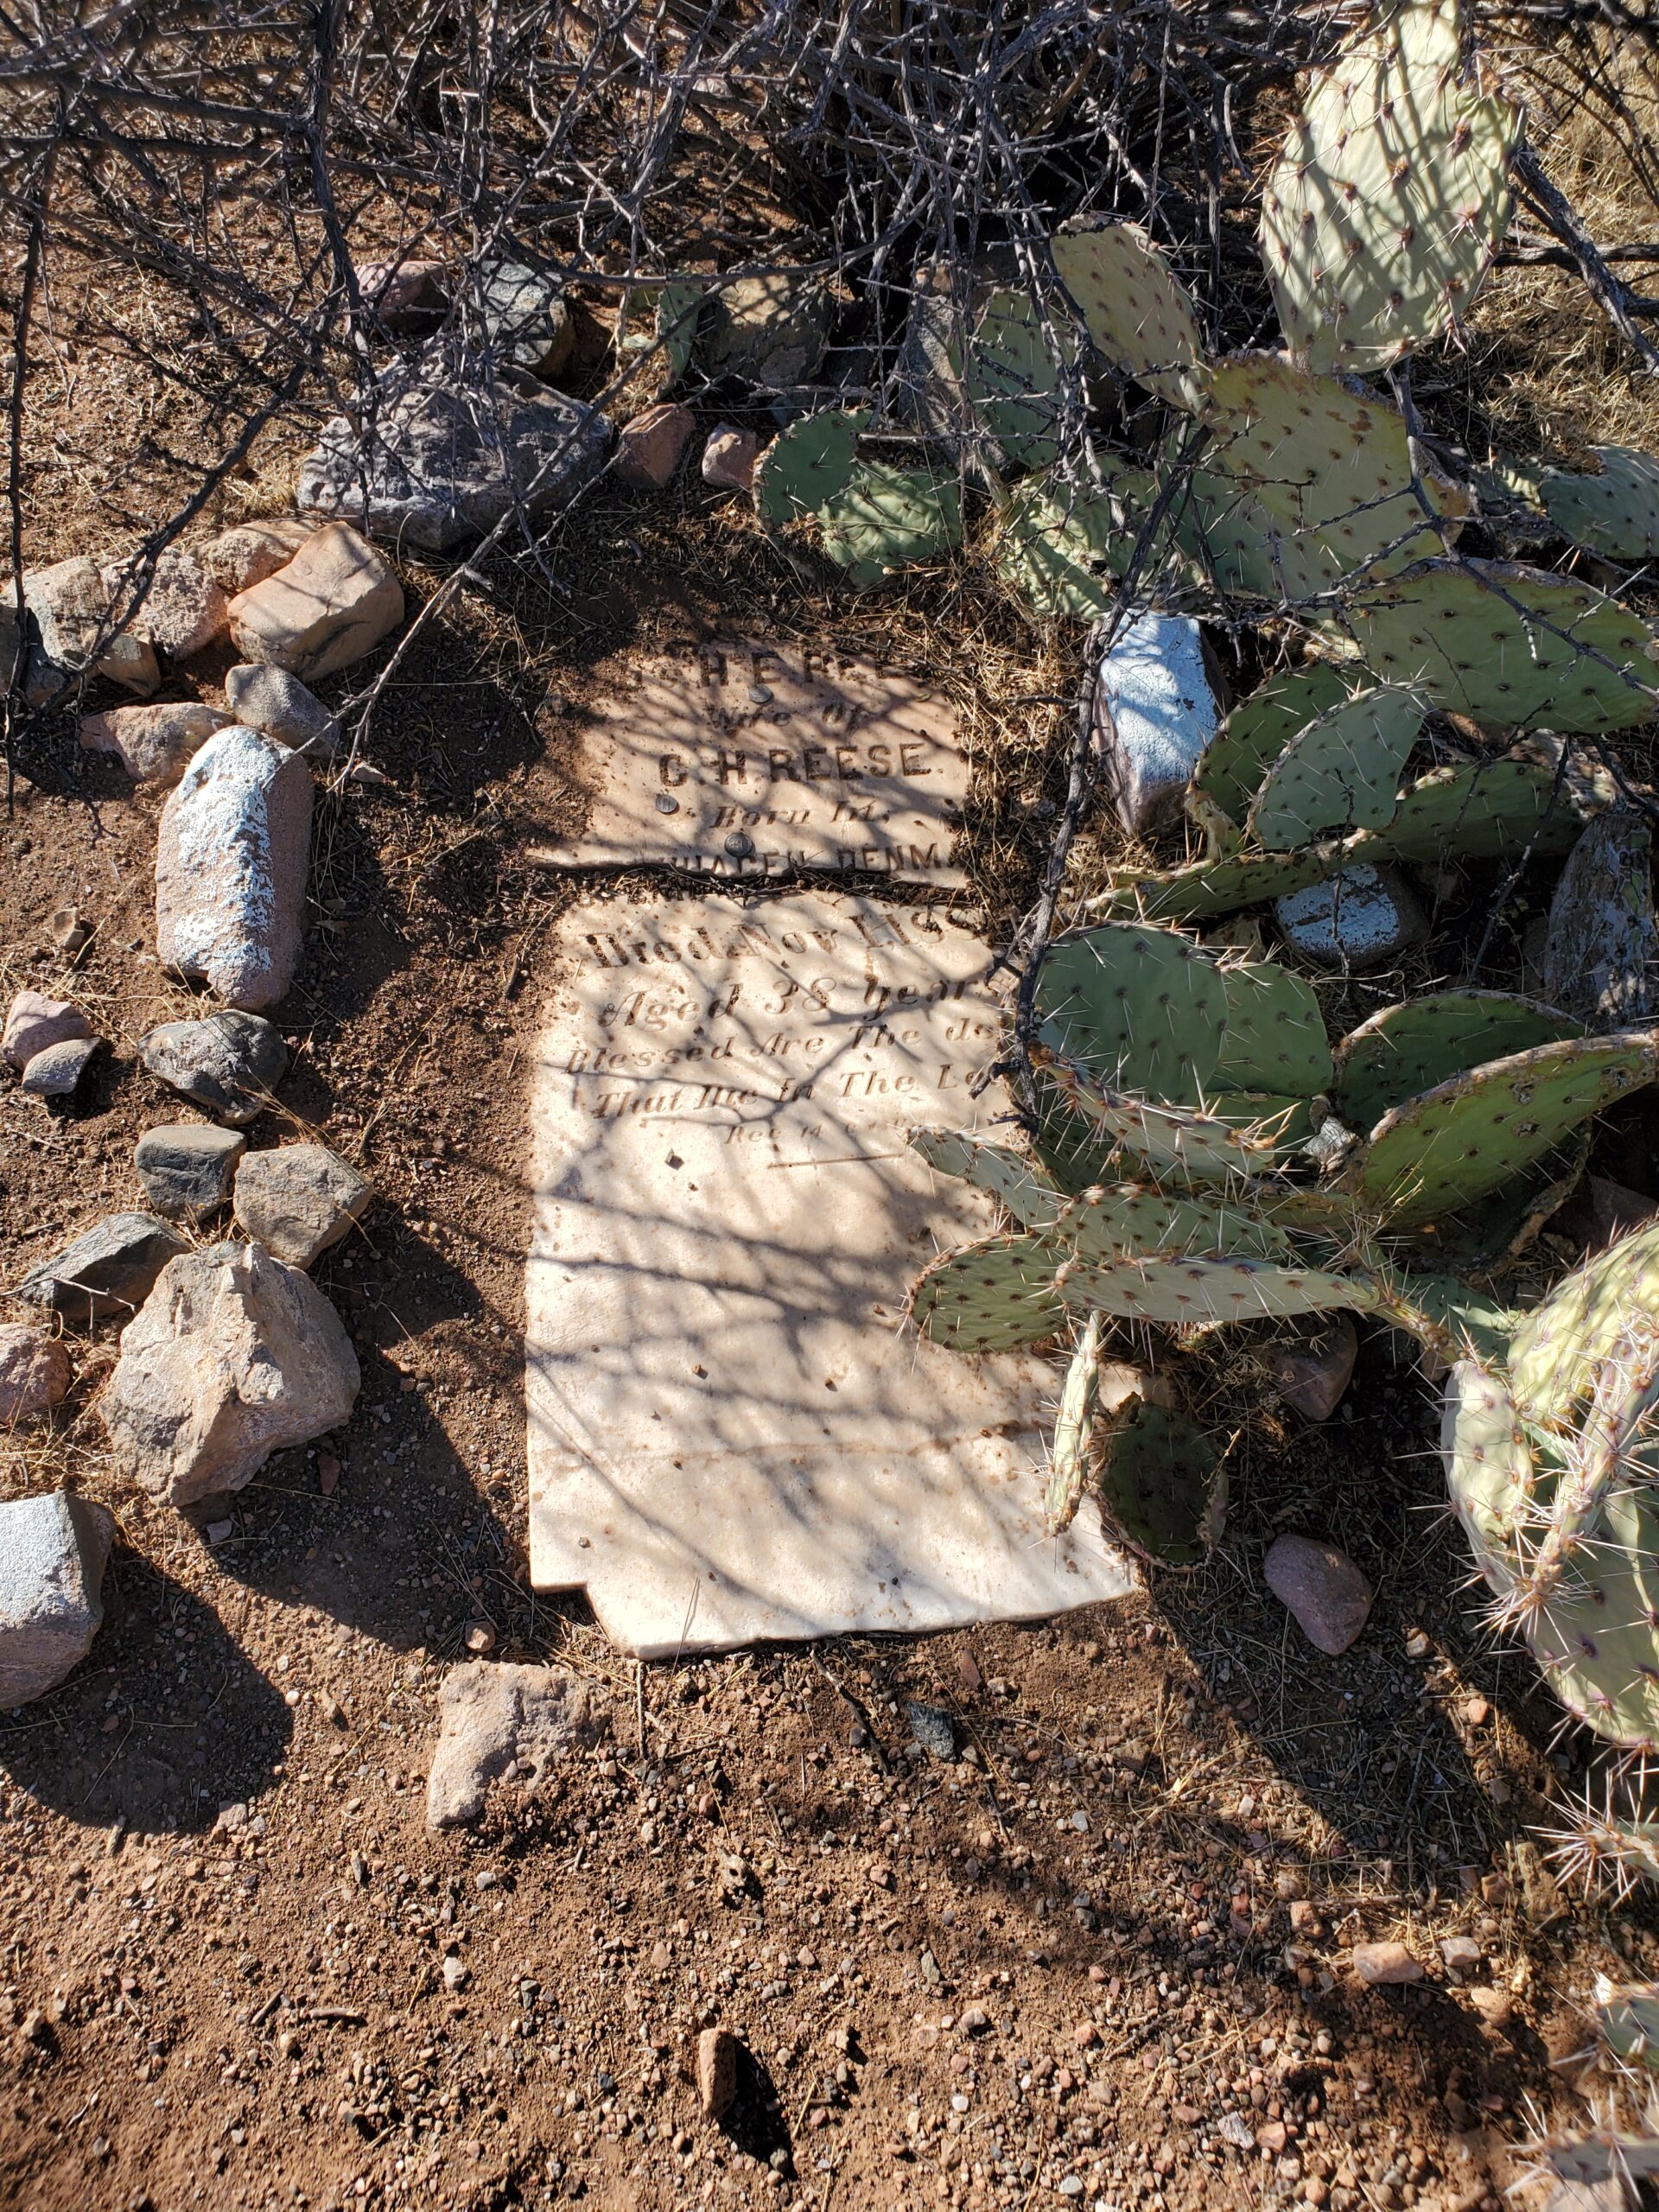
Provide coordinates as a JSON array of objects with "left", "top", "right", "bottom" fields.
[
  {"left": 1214, "top": 959, "right": 1334, "bottom": 1096},
  {"left": 816, "top": 462, "right": 963, "bottom": 588},
  {"left": 1344, "top": 560, "right": 1659, "bottom": 732},
  {"left": 1034, "top": 922, "right": 1226, "bottom": 1101},
  {"left": 1247, "top": 685, "right": 1426, "bottom": 849},
  {"left": 995, "top": 466, "right": 1175, "bottom": 622},
  {"left": 1092, "top": 1400, "right": 1226, "bottom": 1566},
  {"left": 907, "top": 1229, "right": 1065, "bottom": 1352},
  {"left": 1543, "top": 814, "right": 1658, "bottom": 1033},
  {"left": 908, "top": 1128, "right": 1065, "bottom": 1230},
  {"left": 964, "top": 288, "right": 1073, "bottom": 469},
  {"left": 1189, "top": 662, "right": 1356, "bottom": 834},
  {"left": 1049, "top": 220, "right": 1208, "bottom": 411},
  {"left": 1259, "top": 0, "right": 1520, "bottom": 373},
  {"left": 1535, "top": 446, "right": 1659, "bottom": 562},
  {"left": 1333, "top": 991, "right": 1582, "bottom": 1135},
  {"left": 753, "top": 408, "right": 867, "bottom": 527}
]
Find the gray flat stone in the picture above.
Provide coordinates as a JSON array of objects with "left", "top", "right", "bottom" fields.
[
  {"left": 135, "top": 1124, "right": 247, "bottom": 1219},
  {"left": 224, "top": 664, "right": 340, "bottom": 757},
  {"left": 1274, "top": 863, "right": 1427, "bottom": 970},
  {"left": 471, "top": 258, "right": 574, "bottom": 378},
  {"left": 232, "top": 1143, "right": 371, "bottom": 1267},
  {"left": 543, "top": 639, "right": 967, "bottom": 884},
  {"left": 19, "top": 1035, "right": 101, "bottom": 1098},
  {"left": 296, "top": 347, "right": 611, "bottom": 552},
  {"left": 1543, "top": 811, "right": 1657, "bottom": 1031},
  {"left": 17, "top": 1211, "right": 188, "bottom": 1325},
  {"left": 0, "top": 1490, "right": 114, "bottom": 1706},
  {"left": 527, "top": 891, "right": 1136, "bottom": 1655},
  {"left": 139, "top": 1011, "right": 289, "bottom": 1125}
]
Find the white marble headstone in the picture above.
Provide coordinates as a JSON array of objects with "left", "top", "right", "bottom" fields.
[
  {"left": 541, "top": 639, "right": 967, "bottom": 885},
  {"left": 526, "top": 891, "right": 1135, "bottom": 1655}
]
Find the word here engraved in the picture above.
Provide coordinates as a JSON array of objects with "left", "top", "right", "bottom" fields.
[
  {"left": 526, "top": 891, "right": 1135, "bottom": 1655},
  {"left": 547, "top": 640, "right": 967, "bottom": 884}
]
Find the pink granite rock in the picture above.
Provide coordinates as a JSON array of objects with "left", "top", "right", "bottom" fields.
[
  {"left": 1352, "top": 1941, "right": 1424, "bottom": 1987},
  {"left": 616, "top": 402, "right": 696, "bottom": 489},
  {"left": 156, "top": 725, "right": 313, "bottom": 1010},
  {"left": 702, "top": 423, "right": 760, "bottom": 492},
  {"left": 102, "top": 548, "right": 228, "bottom": 660},
  {"left": 78, "top": 700, "right": 231, "bottom": 784},
  {"left": 200, "top": 518, "right": 315, "bottom": 595},
  {"left": 356, "top": 255, "right": 448, "bottom": 332},
  {"left": 1264, "top": 1533, "right": 1373, "bottom": 1656},
  {"left": 226, "top": 523, "right": 404, "bottom": 680},
  {"left": 0, "top": 1325, "right": 71, "bottom": 1423},
  {"left": 3, "top": 991, "right": 92, "bottom": 1070}
]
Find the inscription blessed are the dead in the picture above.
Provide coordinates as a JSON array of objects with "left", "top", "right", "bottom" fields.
[
  {"left": 544, "top": 639, "right": 968, "bottom": 884},
  {"left": 527, "top": 892, "right": 1135, "bottom": 1654}
]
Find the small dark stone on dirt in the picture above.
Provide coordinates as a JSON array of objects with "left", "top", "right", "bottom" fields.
[
  {"left": 135, "top": 1124, "right": 247, "bottom": 1219},
  {"left": 17, "top": 1211, "right": 188, "bottom": 1323},
  {"left": 140, "top": 1011, "right": 289, "bottom": 1125},
  {"left": 905, "top": 1700, "right": 957, "bottom": 1761}
]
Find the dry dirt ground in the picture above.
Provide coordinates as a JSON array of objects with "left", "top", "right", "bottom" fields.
[{"left": 3, "top": 407, "right": 1658, "bottom": 2212}]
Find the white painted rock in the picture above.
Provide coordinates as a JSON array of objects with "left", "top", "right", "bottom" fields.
[
  {"left": 1094, "top": 613, "right": 1218, "bottom": 837},
  {"left": 102, "top": 548, "right": 227, "bottom": 660},
  {"left": 20, "top": 1034, "right": 100, "bottom": 1098},
  {"left": 155, "top": 725, "right": 313, "bottom": 1010},
  {"left": 1265, "top": 1532, "right": 1373, "bottom": 1656},
  {"left": 0, "top": 1491, "right": 114, "bottom": 1707},
  {"left": 100, "top": 1241, "right": 359, "bottom": 1506},
  {"left": 426, "top": 1662, "right": 608, "bottom": 1829},
  {"left": 78, "top": 700, "right": 231, "bottom": 784},
  {"left": 223, "top": 664, "right": 338, "bottom": 755},
  {"left": 18, "top": 556, "right": 159, "bottom": 696},
  {"left": 226, "top": 523, "right": 404, "bottom": 681},
  {"left": 232, "top": 1142, "right": 371, "bottom": 1267},
  {"left": 3, "top": 990, "right": 91, "bottom": 1069},
  {"left": 1274, "top": 864, "right": 1427, "bottom": 971},
  {"left": 0, "top": 1325, "right": 71, "bottom": 1423},
  {"left": 200, "top": 518, "right": 315, "bottom": 596}
]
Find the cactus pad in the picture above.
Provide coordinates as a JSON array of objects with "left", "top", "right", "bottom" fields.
[
  {"left": 1214, "top": 959, "right": 1335, "bottom": 1096},
  {"left": 1538, "top": 446, "right": 1659, "bottom": 562},
  {"left": 1061, "top": 1182, "right": 1293, "bottom": 1265},
  {"left": 817, "top": 463, "right": 963, "bottom": 588},
  {"left": 1510, "top": 1221, "right": 1659, "bottom": 1430},
  {"left": 1543, "top": 813, "right": 1658, "bottom": 1033},
  {"left": 1049, "top": 222, "right": 1207, "bottom": 411},
  {"left": 1376, "top": 749, "right": 1594, "bottom": 867},
  {"left": 1058, "top": 1251, "right": 1380, "bottom": 1331},
  {"left": 965, "top": 289, "right": 1073, "bottom": 469},
  {"left": 1344, "top": 559, "right": 1659, "bottom": 733},
  {"left": 1033, "top": 923, "right": 1225, "bottom": 1101},
  {"left": 1527, "top": 1490, "right": 1659, "bottom": 1751},
  {"left": 1593, "top": 1977, "right": 1659, "bottom": 2071},
  {"left": 1186, "top": 354, "right": 1462, "bottom": 600},
  {"left": 1357, "top": 1029, "right": 1659, "bottom": 1228},
  {"left": 1440, "top": 1362, "right": 1533, "bottom": 1598},
  {"left": 616, "top": 278, "right": 704, "bottom": 393},
  {"left": 1333, "top": 991, "right": 1581, "bottom": 1135},
  {"left": 1190, "top": 662, "right": 1357, "bottom": 830},
  {"left": 1044, "top": 1060, "right": 1295, "bottom": 1184},
  {"left": 1092, "top": 1400, "right": 1226, "bottom": 1566},
  {"left": 1248, "top": 685, "right": 1426, "bottom": 849},
  {"left": 1358, "top": 1029, "right": 1659, "bottom": 1227},
  {"left": 1259, "top": 0, "right": 1519, "bottom": 374},
  {"left": 1092, "top": 844, "right": 1338, "bottom": 925},
  {"left": 753, "top": 408, "right": 867, "bottom": 527},
  {"left": 996, "top": 467, "right": 1173, "bottom": 621},
  {"left": 908, "top": 1230, "right": 1065, "bottom": 1353},
  {"left": 907, "top": 1128, "right": 1065, "bottom": 1230}
]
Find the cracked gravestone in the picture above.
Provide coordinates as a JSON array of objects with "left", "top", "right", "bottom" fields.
[
  {"left": 526, "top": 889, "right": 1135, "bottom": 1654},
  {"left": 541, "top": 639, "right": 968, "bottom": 884}
]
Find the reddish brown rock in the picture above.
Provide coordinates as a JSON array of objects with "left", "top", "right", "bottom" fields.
[
  {"left": 702, "top": 424, "right": 760, "bottom": 493},
  {"left": 356, "top": 255, "right": 448, "bottom": 331},
  {"left": 155, "top": 725, "right": 313, "bottom": 1010},
  {"left": 226, "top": 523, "right": 404, "bottom": 680},
  {"left": 3, "top": 991, "right": 92, "bottom": 1070},
  {"left": 1264, "top": 1532, "right": 1373, "bottom": 1656},
  {"left": 78, "top": 700, "right": 231, "bottom": 784},
  {"left": 616, "top": 403, "right": 696, "bottom": 490},
  {"left": 696, "top": 2026, "right": 739, "bottom": 2120},
  {"left": 1261, "top": 1313, "right": 1358, "bottom": 1422},
  {"left": 1351, "top": 1941, "right": 1424, "bottom": 1986},
  {"left": 0, "top": 1325, "right": 71, "bottom": 1424}
]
